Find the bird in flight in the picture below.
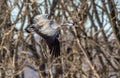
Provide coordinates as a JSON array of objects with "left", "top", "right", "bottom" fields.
[{"left": 27, "top": 14, "right": 61, "bottom": 57}]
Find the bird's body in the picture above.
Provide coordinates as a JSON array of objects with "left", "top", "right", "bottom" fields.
[
  {"left": 28, "top": 14, "right": 61, "bottom": 57},
  {"left": 40, "top": 20, "right": 60, "bottom": 37}
]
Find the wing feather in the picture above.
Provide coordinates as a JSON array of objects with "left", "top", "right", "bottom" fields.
[{"left": 34, "top": 29, "right": 60, "bottom": 57}]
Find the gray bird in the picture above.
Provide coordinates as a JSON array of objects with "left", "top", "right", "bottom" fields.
[{"left": 28, "top": 14, "right": 61, "bottom": 57}]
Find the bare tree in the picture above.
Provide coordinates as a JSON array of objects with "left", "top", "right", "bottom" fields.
[{"left": 0, "top": 0, "right": 120, "bottom": 78}]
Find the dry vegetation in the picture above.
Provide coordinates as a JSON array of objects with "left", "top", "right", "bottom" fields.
[{"left": 0, "top": 0, "right": 120, "bottom": 78}]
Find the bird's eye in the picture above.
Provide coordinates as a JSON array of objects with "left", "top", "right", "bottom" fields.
[
  {"left": 44, "top": 14, "right": 49, "bottom": 18},
  {"left": 46, "top": 15, "right": 48, "bottom": 18}
]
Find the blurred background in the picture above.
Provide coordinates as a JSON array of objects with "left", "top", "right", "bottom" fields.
[{"left": 0, "top": 0, "right": 120, "bottom": 78}]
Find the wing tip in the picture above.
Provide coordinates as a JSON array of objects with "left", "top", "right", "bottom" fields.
[{"left": 49, "top": 38, "right": 60, "bottom": 57}]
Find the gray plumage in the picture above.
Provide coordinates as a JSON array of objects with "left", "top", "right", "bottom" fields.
[{"left": 29, "top": 14, "right": 61, "bottom": 57}]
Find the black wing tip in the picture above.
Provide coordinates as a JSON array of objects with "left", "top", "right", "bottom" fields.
[
  {"left": 51, "top": 47, "right": 60, "bottom": 57},
  {"left": 49, "top": 38, "right": 60, "bottom": 57}
]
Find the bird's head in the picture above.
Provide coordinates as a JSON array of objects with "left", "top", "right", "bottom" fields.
[
  {"left": 33, "top": 14, "right": 49, "bottom": 23},
  {"left": 32, "top": 14, "right": 50, "bottom": 28},
  {"left": 26, "top": 14, "right": 50, "bottom": 32}
]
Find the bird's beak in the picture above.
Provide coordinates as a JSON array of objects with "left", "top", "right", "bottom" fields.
[
  {"left": 25, "top": 24, "right": 36, "bottom": 33},
  {"left": 29, "top": 24, "right": 35, "bottom": 28}
]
